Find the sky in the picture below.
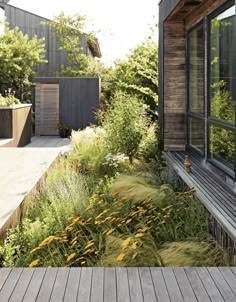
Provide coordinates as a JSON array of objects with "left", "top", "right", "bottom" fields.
[{"left": 8, "top": 0, "right": 158, "bottom": 66}]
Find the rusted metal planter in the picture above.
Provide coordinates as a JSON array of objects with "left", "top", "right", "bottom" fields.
[{"left": 0, "top": 104, "right": 32, "bottom": 147}]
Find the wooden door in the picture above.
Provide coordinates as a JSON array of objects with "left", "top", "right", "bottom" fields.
[{"left": 37, "top": 84, "right": 59, "bottom": 136}]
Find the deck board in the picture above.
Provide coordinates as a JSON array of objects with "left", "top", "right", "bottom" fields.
[
  {"left": 166, "top": 151, "right": 236, "bottom": 242},
  {"left": 0, "top": 268, "right": 236, "bottom": 302}
]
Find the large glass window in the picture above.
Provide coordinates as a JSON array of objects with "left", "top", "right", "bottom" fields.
[
  {"left": 209, "top": 124, "right": 235, "bottom": 171},
  {"left": 188, "top": 117, "right": 205, "bottom": 154},
  {"left": 188, "top": 23, "right": 205, "bottom": 114},
  {"left": 210, "top": 4, "right": 236, "bottom": 125}
]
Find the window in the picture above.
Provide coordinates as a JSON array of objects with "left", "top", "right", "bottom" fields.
[
  {"left": 210, "top": 4, "right": 236, "bottom": 125},
  {"left": 188, "top": 117, "right": 205, "bottom": 154},
  {"left": 188, "top": 23, "right": 205, "bottom": 114}
]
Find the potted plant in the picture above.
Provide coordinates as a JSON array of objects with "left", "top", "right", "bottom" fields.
[{"left": 57, "top": 123, "right": 72, "bottom": 138}]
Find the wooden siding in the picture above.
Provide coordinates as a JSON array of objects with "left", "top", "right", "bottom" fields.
[
  {"left": 0, "top": 3, "right": 96, "bottom": 77},
  {"left": 159, "top": 0, "right": 229, "bottom": 151},
  {"left": 34, "top": 77, "right": 100, "bottom": 134},
  {"left": 35, "top": 84, "right": 59, "bottom": 136},
  {"left": 0, "top": 105, "right": 31, "bottom": 147}
]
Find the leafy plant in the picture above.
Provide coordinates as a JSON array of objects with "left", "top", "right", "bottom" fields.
[
  {"left": 0, "top": 89, "right": 21, "bottom": 107},
  {"left": 0, "top": 21, "right": 46, "bottom": 100},
  {"left": 102, "top": 91, "right": 150, "bottom": 163}
]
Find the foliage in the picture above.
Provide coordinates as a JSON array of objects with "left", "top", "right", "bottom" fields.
[
  {"left": 57, "top": 123, "right": 72, "bottom": 138},
  {"left": 44, "top": 13, "right": 97, "bottom": 76},
  {"left": 27, "top": 175, "right": 221, "bottom": 267},
  {"left": 0, "top": 22, "right": 46, "bottom": 100},
  {"left": 159, "top": 241, "right": 229, "bottom": 267},
  {"left": 102, "top": 91, "right": 150, "bottom": 162},
  {"left": 0, "top": 89, "right": 20, "bottom": 107},
  {"left": 113, "top": 37, "right": 158, "bottom": 109},
  {"left": 0, "top": 158, "right": 89, "bottom": 267}
]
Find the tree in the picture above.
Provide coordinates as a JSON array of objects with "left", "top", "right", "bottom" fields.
[
  {"left": 0, "top": 23, "right": 46, "bottom": 100},
  {"left": 45, "top": 13, "right": 97, "bottom": 76},
  {"left": 114, "top": 37, "right": 158, "bottom": 110}
]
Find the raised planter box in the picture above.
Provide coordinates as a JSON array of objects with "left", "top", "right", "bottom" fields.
[{"left": 0, "top": 104, "right": 32, "bottom": 147}]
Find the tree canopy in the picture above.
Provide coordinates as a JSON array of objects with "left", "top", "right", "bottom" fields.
[{"left": 0, "top": 23, "right": 46, "bottom": 99}]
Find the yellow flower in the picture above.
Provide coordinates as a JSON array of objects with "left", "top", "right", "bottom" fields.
[
  {"left": 106, "top": 228, "right": 115, "bottom": 235},
  {"left": 132, "top": 253, "right": 138, "bottom": 259},
  {"left": 30, "top": 246, "right": 42, "bottom": 254},
  {"left": 67, "top": 253, "right": 76, "bottom": 262},
  {"left": 85, "top": 242, "right": 95, "bottom": 249},
  {"left": 126, "top": 219, "right": 132, "bottom": 224},
  {"left": 131, "top": 242, "right": 138, "bottom": 249},
  {"left": 117, "top": 253, "right": 125, "bottom": 261},
  {"left": 135, "top": 233, "right": 145, "bottom": 238},
  {"left": 122, "top": 237, "right": 131, "bottom": 248},
  {"left": 29, "top": 259, "right": 40, "bottom": 268}
]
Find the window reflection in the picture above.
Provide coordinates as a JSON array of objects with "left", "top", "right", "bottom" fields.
[
  {"left": 210, "top": 4, "right": 236, "bottom": 124},
  {"left": 209, "top": 125, "right": 235, "bottom": 170},
  {"left": 189, "top": 24, "right": 204, "bottom": 114},
  {"left": 188, "top": 118, "right": 205, "bottom": 154}
]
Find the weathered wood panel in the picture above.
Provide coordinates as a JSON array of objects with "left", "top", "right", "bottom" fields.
[{"left": 0, "top": 105, "right": 31, "bottom": 147}]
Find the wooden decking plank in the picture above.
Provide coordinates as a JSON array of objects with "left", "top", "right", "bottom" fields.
[
  {"left": 174, "top": 152, "right": 236, "bottom": 214},
  {"left": 104, "top": 268, "right": 117, "bottom": 302},
  {"left": 23, "top": 268, "right": 46, "bottom": 302},
  {"left": 128, "top": 267, "right": 143, "bottom": 302},
  {"left": 196, "top": 267, "right": 224, "bottom": 302},
  {"left": 9, "top": 268, "right": 35, "bottom": 302},
  {"left": 90, "top": 267, "right": 104, "bottom": 302},
  {"left": 77, "top": 267, "right": 92, "bottom": 302},
  {"left": 63, "top": 268, "right": 81, "bottom": 302},
  {"left": 184, "top": 268, "right": 211, "bottom": 302},
  {"left": 139, "top": 268, "right": 157, "bottom": 302},
  {"left": 116, "top": 267, "right": 130, "bottom": 302},
  {"left": 0, "top": 268, "right": 23, "bottom": 302},
  {"left": 161, "top": 268, "right": 183, "bottom": 302},
  {"left": 218, "top": 267, "right": 236, "bottom": 296},
  {"left": 0, "top": 268, "right": 12, "bottom": 291},
  {"left": 50, "top": 268, "right": 69, "bottom": 302},
  {"left": 207, "top": 267, "right": 236, "bottom": 302},
  {"left": 168, "top": 152, "right": 236, "bottom": 239},
  {"left": 175, "top": 152, "right": 236, "bottom": 211},
  {"left": 173, "top": 268, "right": 197, "bottom": 302},
  {"left": 36, "top": 268, "right": 58, "bottom": 302},
  {"left": 150, "top": 268, "right": 170, "bottom": 302}
]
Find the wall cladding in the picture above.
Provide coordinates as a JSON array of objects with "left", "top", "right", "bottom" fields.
[{"left": 159, "top": 0, "right": 228, "bottom": 151}]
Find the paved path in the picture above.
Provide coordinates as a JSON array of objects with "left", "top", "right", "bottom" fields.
[
  {"left": 0, "top": 267, "right": 236, "bottom": 302},
  {"left": 0, "top": 136, "right": 71, "bottom": 235}
]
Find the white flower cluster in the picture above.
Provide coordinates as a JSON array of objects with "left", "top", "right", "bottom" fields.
[{"left": 103, "top": 153, "right": 129, "bottom": 168}]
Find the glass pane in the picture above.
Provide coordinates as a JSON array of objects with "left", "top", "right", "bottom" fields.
[
  {"left": 210, "top": 4, "right": 236, "bottom": 124},
  {"left": 188, "top": 118, "right": 205, "bottom": 153},
  {"left": 209, "top": 125, "right": 235, "bottom": 170},
  {"left": 189, "top": 23, "right": 204, "bottom": 114}
]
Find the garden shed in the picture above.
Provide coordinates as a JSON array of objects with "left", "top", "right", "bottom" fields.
[{"left": 34, "top": 77, "right": 100, "bottom": 136}]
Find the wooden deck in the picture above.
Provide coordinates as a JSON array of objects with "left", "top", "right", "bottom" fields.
[
  {"left": 166, "top": 151, "right": 236, "bottom": 243},
  {"left": 0, "top": 136, "right": 71, "bottom": 237},
  {"left": 1, "top": 267, "right": 236, "bottom": 301}
]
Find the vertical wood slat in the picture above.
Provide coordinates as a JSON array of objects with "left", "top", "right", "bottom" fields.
[
  {"left": 104, "top": 267, "right": 117, "bottom": 302},
  {"left": 150, "top": 268, "right": 170, "bottom": 302},
  {"left": 50, "top": 268, "right": 70, "bottom": 302},
  {"left": 116, "top": 268, "right": 130, "bottom": 302},
  {"left": 63, "top": 268, "right": 81, "bottom": 302},
  {"left": 23, "top": 268, "right": 46, "bottom": 302},
  {"left": 90, "top": 267, "right": 104, "bottom": 302},
  {"left": 139, "top": 268, "right": 157, "bottom": 302},
  {"left": 36, "top": 268, "right": 58, "bottom": 302},
  {"left": 0, "top": 268, "right": 23, "bottom": 301},
  {"left": 128, "top": 268, "right": 143, "bottom": 302},
  {"left": 77, "top": 267, "right": 92, "bottom": 302},
  {"left": 39, "top": 84, "right": 59, "bottom": 136},
  {"left": 9, "top": 269, "right": 35, "bottom": 302},
  {"left": 161, "top": 268, "right": 184, "bottom": 302}
]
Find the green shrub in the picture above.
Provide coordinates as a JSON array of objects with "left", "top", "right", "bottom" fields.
[
  {"left": 27, "top": 176, "right": 215, "bottom": 268},
  {"left": 159, "top": 241, "right": 229, "bottom": 266},
  {"left": 0, "top": 157, "right": 90, "bottom": 267},
  {"left": 102, "top": 91, "right": 149, "bottom": 163}
]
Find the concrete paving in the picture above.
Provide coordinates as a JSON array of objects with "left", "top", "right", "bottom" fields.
[{"left": 0, "top": 136, "right": 71, "bottom": 236}]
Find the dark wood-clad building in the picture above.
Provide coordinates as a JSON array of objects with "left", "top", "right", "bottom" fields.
[
  {"left": 0, "top": 1, "right": 101, "bottom": 77},
  {"left": 159, "top": 0, "right": 236, "bottom": 255}
]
